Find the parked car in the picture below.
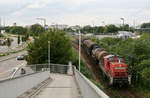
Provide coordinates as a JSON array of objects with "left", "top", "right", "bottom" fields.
[{"left": 17, "top": 55, "right": 24, "bottom": 60}]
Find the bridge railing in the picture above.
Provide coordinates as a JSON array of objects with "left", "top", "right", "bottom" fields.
[
  {"left": 0, "top": 71, "right": 50, "bottom": 98},
  {"left": 26, "top": 63, "right": 73, "bottom": 75},
  {"left": 74, "top": 67, "right": 109, "bottom": 98}
]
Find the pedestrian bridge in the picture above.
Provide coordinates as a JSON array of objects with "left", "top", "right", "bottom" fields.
[
  {"left": 0, "top": 64, "right": 109, "bottom": 98},
  {"left": 36, "top": 74, "right": 81, "bottom": 98}
]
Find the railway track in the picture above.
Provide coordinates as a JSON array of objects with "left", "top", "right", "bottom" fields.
[{"left": 73, "top": 42, "right": 141, "bottom": 98}]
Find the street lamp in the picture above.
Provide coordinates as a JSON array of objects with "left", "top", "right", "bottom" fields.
[
  {"left": 78, "top": 29, "right": 81, "bottom": 72},
  {"left": 48, "top": 41, "right": 50, "bottom": 72},
  {"left": 120, "top": 18, "right": 125, "bottom": 30}
]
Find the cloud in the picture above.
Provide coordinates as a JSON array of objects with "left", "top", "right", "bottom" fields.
[{"left": 1, "top": 0, "right": 150, "bottom": 26}]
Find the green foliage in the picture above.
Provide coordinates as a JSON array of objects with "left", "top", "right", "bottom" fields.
[
  {"left": 64, "top": 27, "right": 74, "bottom": 32},
  {"left": 81, "top": 25, "right": 94, "bottom": 33},
  {"left": 9, "top": 26, "right": 27, "bottom": 34},
  {"left": 141, "top": 67, "right": 150, "bottom": 81},
  {"left": 136, "top": 59, "right": 150, "bottom": 72},
  {"left": 90, "top": 79, "right": 104, "bottom": 90},
  {"left": 119, "top": 24, "right": 134, "bottom": 31},
  {"left": 26, "top": 30, "right": 72, "bottom": 64},
  {"left": 104, "top": 24, "right": 119, "bottom": 33},
  {"left": 94, "top": 34, "right": 150, "bottom": 90},
  {"left": 17, "top": 35, "right": 21, "bottom": 45},
  {"left": 141, "top": 23, "right": 150, "bottom": 28},
  {"left": 22, "top": 33, "right": 29, "bottom": 42},
  {"left": 0, "top": 32, "right": 3, "bottom": 37},
  {"left": 29, "top": 24, "right": 44, "bottom": 36},
  {"left": 0, "top": 26, "right": 11, "bottom": 33},
  {"left": 7, "top": 38, "right": 11, "bottom": 47}
]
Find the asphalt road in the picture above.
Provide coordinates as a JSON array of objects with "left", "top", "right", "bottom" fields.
[
  {"left": 0, "top": 37, "right": 18, "bottom": 53},
  {"left": 0, "top": 51, "right": 27, "bottom": 80}
]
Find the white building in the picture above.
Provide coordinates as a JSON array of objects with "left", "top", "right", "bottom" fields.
[
  {"left": 1, "top": 30, "right": 5, "bottom": 34},
  {"left": 70, "top": 25, "right": 80, "bottom": 31},
  {"left": 117, "top": 31, "right": 135, "bottom": 39},
  {"left": 49, "top": 24, "right": 68, "bottom": 30}
]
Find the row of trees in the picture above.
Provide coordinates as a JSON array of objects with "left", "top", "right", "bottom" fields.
[
  {"left": 1, "top": 22, "right": 150, "bottom": 36},
  {"left": 0, "top": 24, "right": 45, "bottom": 36},
  {"left": 141, "top": 23, "right": 150, "bottom": 28},
  {"left": 92, "top": 34, "right": 150, "bottom": 90},
  {"left": 79, "top": 24, "right": 134, "bottom": 34}
]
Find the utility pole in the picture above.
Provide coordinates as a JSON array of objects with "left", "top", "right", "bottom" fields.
[
  {"left": 78, "top": 30, "right": 81, "bottom": 72},
  {"left": 48, "top": 41, "right": 50, "bottom": 72}
]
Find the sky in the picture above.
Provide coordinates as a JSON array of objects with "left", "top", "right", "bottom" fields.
[{"left": 0, "top": 0, "right": 150, "bottom": 26}]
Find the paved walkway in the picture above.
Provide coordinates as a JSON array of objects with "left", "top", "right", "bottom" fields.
[{"left": 36, "top": 74, "right": 82, "bottom": 98}]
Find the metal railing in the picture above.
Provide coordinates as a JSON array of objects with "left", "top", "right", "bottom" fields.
[
  {"left": 74, "top": 67, "right": 109, "bottom": 98},
  {"left": 0, "top": 71, "right": 50, "bottom": 98},
  {"left": 27, "top": 63, "right": 73, "bottom": 75}
]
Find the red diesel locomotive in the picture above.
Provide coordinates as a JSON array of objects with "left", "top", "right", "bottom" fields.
[{"left": 82, "top": 39, "right": 131, "bottom": 85}]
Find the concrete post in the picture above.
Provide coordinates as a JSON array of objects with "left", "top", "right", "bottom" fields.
[{"left": 67, "top": 61, "right": 73, "bottom": 75}]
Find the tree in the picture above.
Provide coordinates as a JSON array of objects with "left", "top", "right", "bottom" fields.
[
  {"left": 104, "top": 24, "right": 119, "bottom": 33},
  {"left": 120, "top": 24, "right": 130, "bottom": 31},
  {"left": 18, "top": 35, "right": 21, "bottom": 45},
  {"left": 26, "top": 30, "right": 72, "bottom": 65},
  {"left": 0, "top": 32, "right": 3, "bottom": 37},
  {"left": 29, "top": 24, "right": 44, "bottom": 36},
  {"left": 22, "top": 33, "right": 29, "bottom": 42},
  {"left": 9, "top": 26, "right": 27, "bottom": 35},
  {"left": 141, "top": 23, "right": 150, "bottom": 28},
  {"left": 7, "top": 38, "right": 11, "bottom": 51},
  {"left": 81, "top": 25, "right": 93, "bottom": 33}
]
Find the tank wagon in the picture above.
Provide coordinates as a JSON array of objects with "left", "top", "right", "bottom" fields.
[{"left": 82, "top": 39, "right": 131, "bottom": 85}]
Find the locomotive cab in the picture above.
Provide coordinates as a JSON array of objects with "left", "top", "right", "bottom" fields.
[{"left": 104, "top": 55, "right": 129, "bottom": 85}]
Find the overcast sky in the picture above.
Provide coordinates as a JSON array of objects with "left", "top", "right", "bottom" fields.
[{"left": 0, "top": 0, "right": 150, "bottom": 26}]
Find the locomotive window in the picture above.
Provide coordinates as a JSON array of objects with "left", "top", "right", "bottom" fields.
[
  {"left": 109, "top": 57, "right": 114, "bottom": 62},
  {"left": 118, "top": 57, "right": 123, "bottom": 62}
]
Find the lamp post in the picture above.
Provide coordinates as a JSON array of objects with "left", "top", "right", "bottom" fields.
[
  {"left": 48, "top": 41, "right": 50, "bottom": 72},
  {"left": 78, "top": 29, "right": 81, "bottom": 72},
  {"left": 120, "top": 18, "right": 125, "bottom": 30}
]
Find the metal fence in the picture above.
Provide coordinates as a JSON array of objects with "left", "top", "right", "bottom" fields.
[{"left": 27, "top": 63, "right": 73, "bottom": 75}]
